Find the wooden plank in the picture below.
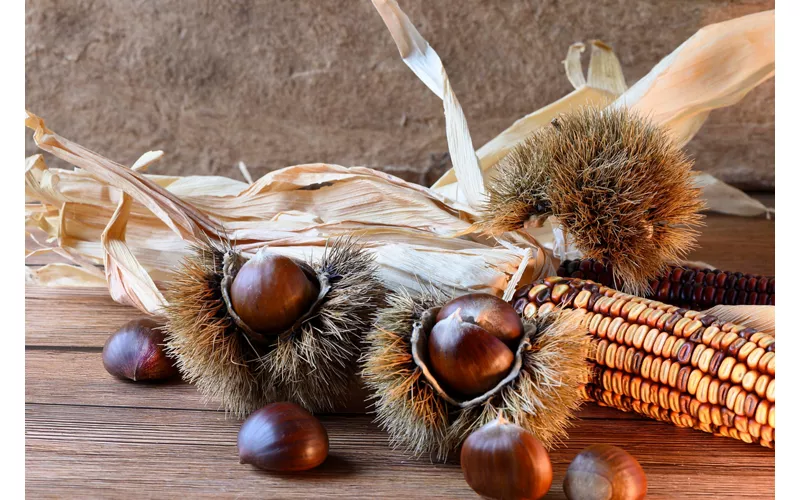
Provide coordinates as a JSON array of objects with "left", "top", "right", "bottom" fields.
[
  {"left": 26, "top": 404, "right": 773, "bottom": 499},
  {"left": 26, "top": 287, "right": 140, "bottom": 347},
  {"left": 24, "top": 350, "right": 639, "bottom": 420}
]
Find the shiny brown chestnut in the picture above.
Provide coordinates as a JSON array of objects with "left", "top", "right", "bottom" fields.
[
  {"left": 461, "top": 415, "right": 553, "bottom": 500},
  {"left": 238, "top": 402, "right": 329, "bottom": 472},
  {"left": 428, "top": 309, "right": 515, "bottom": 397},
  {"left": 563, "top": 444, "right": 647, "bottom": 500},
  {"left": 437, "top": 293, "right": 523, "bottom": 344},
  {"left": 102, "top": 319, "right": 178, "bottom": 381},
  {"left": 230, "top": 252, "right": 319, "bottom": 335}
]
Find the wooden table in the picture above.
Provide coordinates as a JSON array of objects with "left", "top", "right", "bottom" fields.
[{"left": 26, "top": 199, "right": 776, "bottom": 499}]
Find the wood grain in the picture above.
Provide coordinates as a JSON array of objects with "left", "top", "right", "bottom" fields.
[
  {"left": 26, "top": 404, "right": 773, "bottom": 499},
  {"left": 25, "top": 206, "right": 776, "bottom": 498}
]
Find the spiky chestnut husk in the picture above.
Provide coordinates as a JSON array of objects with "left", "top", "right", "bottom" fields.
[
  {"left": 480, "top": 107, "right": 705, "bottom": 296},
  {"left": 360, "top": 288, "right": 590, "bottom": 461},
  {"left": 163, "top": 237, "right": 385, "bottom": 417}
]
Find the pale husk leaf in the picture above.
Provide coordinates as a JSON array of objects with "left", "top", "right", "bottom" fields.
[
  {"left": 702, "top": 305, "right": 775, "bottom": 336},
  {"left": 372, "top": 0, "right": 485, "bottom": 208},
  {"left": 25, "top": 110, "right": 550, "bottom": 314}
]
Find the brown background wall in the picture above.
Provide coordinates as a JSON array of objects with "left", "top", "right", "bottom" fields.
[{"left": 25, "top": 0, "right": 774, "bottom": 190}]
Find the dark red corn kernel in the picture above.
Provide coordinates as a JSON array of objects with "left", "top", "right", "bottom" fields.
[
  {"left": 593, "top": 260, "right": 605, "bottom": 274},
  {"left": 683, "top": 270, "right": 696, "bottom": 283},
  {"left": 566, "top": 260, "right": 580, "bottom": 274},
  {"left": 725, "top": 274, "right": 737, "bottom": 289},
  {"left": 735, "top": 277, "right": 747, "bottom": 290},
  {"left": 768, "top": 278, "right": 775, "bottom": 293},
  {"left": 514, "top": 284, "right": 533, "bottom": 299},
  {"left": 694, "top": 272, "right": 706, "bottom": 284},
  {"left": 747, "top": 292, "right": 759, "bottom": 305},
  {"left": 668, "top": 285, "right": 678, "bottom": 303},
  {"left": 664, "top": 314, "right": 682, "bottom": 333},
  {"left": 704, "top": 273, "right": 717, "bottom": 286},
  {"left": 598, "top": 271, "right": 613, "bottom": 286},
  {"left": 713, "top": 288, "right": 726, "bottom": 306},
  {"left": 583, "top": 283, "right": 601, "bottom": 293},
  {"left": 657, "top": 280, "right": 671, "bottom": 301},
  {"left": 769, "top": 295, "right": 775, "bottom": 306},
  {"left": 739, "top": 328, "right": 757, "bottom": 340},
  {"left": 533, "top": 287, "right": 551, "bottom": 306},
  {"left": 744, "top": 274, "right": 754, "bottom": 279},
  {"left": 701, "top": 287, "right": 715, "bottom": 305},
  {"left": 670, "top": 268, "right": 684, "bottom": 282},
  {"left": 757, "top": 293, "right": 769, "bottom": 305},
  {"left": 757, "top": 277, "right": 768, "bottom": 293},
  {"left": 727, "top": 338, "right": 746, "bottom": 357},
  {"left": 513, "top": 298, "right": 528, "bottom": 315},
  {"left": 680, "top": 283, "right": 693, "bottom": 303},
  {"left": 715, "top": 273, "right": 728, "bottom": 288},
  {"left": 723, "top": 289, "right": 737, "bottom": 306},
  {"left": 676, "top": 342, "right": 694, "bottom": 364},
  {"left": 692, "top": 286, "right": 704, "bottom": 305},
  {"left": 561, "top": 288, "right": 580, "bottom": 307},
  {"left": 587, "top": 292, "right": 602, "bottom": 311},
  {"left": 735, "top": 290, "right": 748, "bottom": 305},
  {"left": 709, "top": 352, "right": 725, "bottom": 376},
  {"left": 732, "top": 272, "right": 743, "bottom": 278},
  {"left": 579, "top": 260, "right": 593, "bottom": 273},
  {"left": 746, "top": 278, "right": 757, "bottom": 292},
  {"left": 571, "top": 271, "right": 584, "bottom": 279},
  {"left": 699, "top": 315, "right": 718, "bottom": 327}
]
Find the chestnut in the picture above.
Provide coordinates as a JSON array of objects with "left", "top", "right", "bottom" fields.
[
  {"left": 461, "top": 415, "right": 553, "bottom": 500},
  {"left": 238, "top": 402, "right": 329, "bottom": 472},
  {"left": 428, "top": 309, "right": 515, "bottom": 397},
  {"left": 230, "top": 252, "right": 319, "bottom": 335},
  {"left": 563, "top": 444, "right": 647, "bottom": 500},
  {"left": 437, "top": 293, "right": 523, "bottom": 344},
  {"left": 102, "top": 319, "right": 178, "bottom": 381}
]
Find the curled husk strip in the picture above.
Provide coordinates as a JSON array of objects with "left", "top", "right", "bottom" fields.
[
  {"left": 360, "top": 287, "right": 591, "bottom": 460},
  {"left": 164, "top": 237, "right": 385, "bottom": 417}
]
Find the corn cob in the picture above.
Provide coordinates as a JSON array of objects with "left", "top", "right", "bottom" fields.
[
  {"left": 513, "top": 276, "right": 775, "bottom": 447},
  {"left": 556, "top": 258, "right": 775, "bottom": 309}
]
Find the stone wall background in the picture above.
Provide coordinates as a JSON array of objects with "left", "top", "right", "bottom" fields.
[{"left": 25, "top": 0, "right": 774, "bottom": 190}]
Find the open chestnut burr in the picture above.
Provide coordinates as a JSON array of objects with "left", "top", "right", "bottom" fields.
[
  {"left": 164, "top": 236, "right": 385, "bottom": 417},
  {"left": 361, "top": 289, "right": 591, "bottom": 460}
]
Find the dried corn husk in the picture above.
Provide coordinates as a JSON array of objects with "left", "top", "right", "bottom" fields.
[{"left": 25, "top": 112, "right": 554, "bottom": 315}]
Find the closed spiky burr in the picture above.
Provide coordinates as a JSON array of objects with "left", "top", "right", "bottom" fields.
[
  {"left": 360, "top": 288, "right": 590, "bottom": 461},
  {"left": 481, "top": 107, "right": 705, "bottom": 295},
  {"left": 163, "top": 237, "right": 385, "bottom": 417}
]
